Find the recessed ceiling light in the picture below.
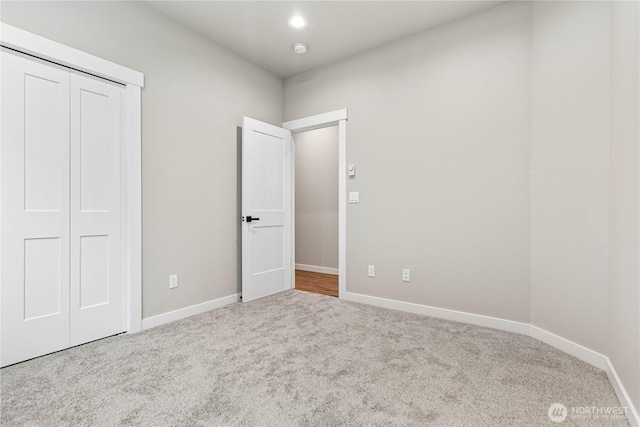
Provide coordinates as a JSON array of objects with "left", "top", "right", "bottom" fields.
[
  {"left": 293, "top": 42, "right": 308, "bottom": 54},
  {"left": 288, "top": 16, "right": 307, "bottom": 29}
]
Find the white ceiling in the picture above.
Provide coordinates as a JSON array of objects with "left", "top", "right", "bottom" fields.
[{"left": 144, "top": 1, "right": 505, "bottom": 79}]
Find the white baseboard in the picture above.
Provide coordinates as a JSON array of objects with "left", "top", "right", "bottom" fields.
[
  {"left": 341, "top": 291, "right": 638, "bottom": 426},
  {"left": 341, "top": 291, "right": 530, "bottom": 335},
  {"left": 295, "top": 263, "right": 339, "bottom": 275},
  {"left": 529, "top": 325, "right": 607, "bottom": 370},
  {"left": 605, "top": 358, "right": 640, "bottom": 426},
  {"left": 142, "top": 293, "right": 240, "bottom": 330},
  {"left": 528, "top": 327, "right": 638, "bottom": 425}
]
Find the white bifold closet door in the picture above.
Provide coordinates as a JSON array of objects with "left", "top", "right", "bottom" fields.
[
  {"left": 0, "top": 51, "right": 125, "bottom": 367},
  {"left": 1, "top": 52, "right": 72, "bottom": 366},
  {"left": 69, "top": 67, "right": 124, "bottom": 346}
]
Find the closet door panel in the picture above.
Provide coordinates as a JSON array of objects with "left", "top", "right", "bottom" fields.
[
  {"left": 0, "top": 51, "right": 71, "bottom": 367},
  {"left": 70, "top": 73, "right": 125, "bottom": 346}
]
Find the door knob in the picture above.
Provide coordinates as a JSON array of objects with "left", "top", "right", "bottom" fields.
[{"left": 246, "top": 216, "right": 260, "bottom": 223}]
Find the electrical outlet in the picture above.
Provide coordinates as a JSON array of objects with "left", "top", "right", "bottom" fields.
[
  {"left": 368, "top": 265, "right": 375, "bottom": 277},
  {"left": 169, "top": 274, "right": 178, "bottom": 289},
  {"left": 402, "top": 269, "right": 410, "bottom": 282}
]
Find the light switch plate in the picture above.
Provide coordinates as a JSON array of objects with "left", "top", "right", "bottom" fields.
[
  {"left": 348, "top": 164, "right": 356, "bottom": 177},
  {"left": 349, "top": 192, "right": 359, "bottom": 203}
]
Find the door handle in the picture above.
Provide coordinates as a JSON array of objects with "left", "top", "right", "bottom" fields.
[{"left": 246, "top": 216, "right": 260, "bottom": 223}]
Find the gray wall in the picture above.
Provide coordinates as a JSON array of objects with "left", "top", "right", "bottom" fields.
[
  {"left": 294, "top": 127, "right": 339, "bottom": 270},
  {"left": 0, "top": 1, "right": 284, "bottom": 318},
  {"left": 531, "top": 1, "right": 640, "bottom": 408},
  {"left": 530, "top": 0, "right": 611, "bottom": 356},
  {"left": 609, "top": 0, "right": 640, "bottom": 411},
  {"left": 285, "top": 2, "right": 533, "bottom": 323},
  {"left": 284, "top": 1, "right": 639, "bottom": 409}
]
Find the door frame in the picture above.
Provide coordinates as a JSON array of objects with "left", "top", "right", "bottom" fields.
[
  {"left": 283, "top": 109, "right": 348, "bottom": 297},
  {"left": 0, "top": 23, "right": 144, "bottom": 333}
]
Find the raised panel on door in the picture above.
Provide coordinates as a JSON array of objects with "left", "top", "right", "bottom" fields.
[
  {"left": 0, "top": 50, "right": 71, "bottom": 367},
  {"left": 242, "top": 117, "right": 292, "bottom": 303},
  {"left": 69, "top": 72, "right": 125, "bottom": 346}
]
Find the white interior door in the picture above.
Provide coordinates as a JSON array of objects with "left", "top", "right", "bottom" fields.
[
  {"left": 242, "top": 117, "right": 293, "bottom": 302},
  {"left": 69, "top": 73, "right": 125, "bottom": 345},
  {"left": 1, "top": 51, "right": 71, "bottom": 366}
]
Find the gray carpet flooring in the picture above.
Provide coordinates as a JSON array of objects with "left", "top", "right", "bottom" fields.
[{"left": 0, "top": 290, "right": 628, "bottom": 426}]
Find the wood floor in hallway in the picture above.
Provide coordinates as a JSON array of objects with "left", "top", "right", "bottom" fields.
[{"left": 295, "top": 270, "right": 338, "bottom": 297}]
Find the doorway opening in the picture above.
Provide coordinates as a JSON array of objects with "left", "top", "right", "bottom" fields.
[
  {"left": 293, "top": 126, "right": 339, "bottom": 297},
  {"left": 283, "top": 108, "right": 348, "bottom": 300}
]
